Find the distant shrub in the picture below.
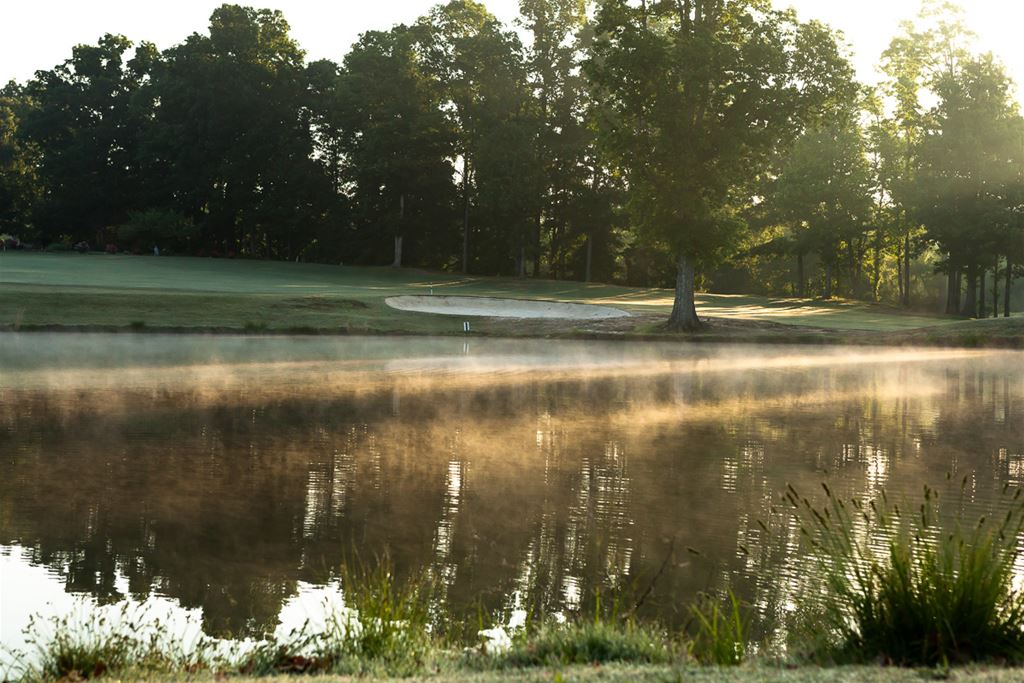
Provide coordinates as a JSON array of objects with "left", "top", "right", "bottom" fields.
[{"left": 117, "top": 209, "right": 196, "bottom": 252}]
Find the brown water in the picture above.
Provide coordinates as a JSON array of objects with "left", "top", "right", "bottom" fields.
[{"left": 2, "top": 334, "right": 1023, "bottom": 650}]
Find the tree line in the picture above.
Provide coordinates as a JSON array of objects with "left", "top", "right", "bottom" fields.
[{"left": 1, "top": 0, "right": 1022, "bottom": 327}]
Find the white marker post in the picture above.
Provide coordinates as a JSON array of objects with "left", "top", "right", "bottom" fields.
[{"left": 463, "top": 321, "right": 471, "bottom": 333}]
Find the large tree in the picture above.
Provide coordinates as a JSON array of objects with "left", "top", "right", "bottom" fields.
[
  {"left": 588, "top": 0, "right": 853, "bottom": 330},
  {"left": 0, "top": 83, "right": 40, "bottom": 236},
  {"left": 916, "top": 55, "right": 1021, "bottom": 318},
  {"left": 419, "top": 0, "right": 540, "bottom": 274},
  {"left": 771, "top": 102, "right": 874, "bottom": 300},
  {"left": 145, "top": 5, "right": 336, "bottom": 258},
  {"left": 335, "top": 26, "right": 458, "bottom": 268},
  {"left": 20, "top": 34, "right": 158, "bottom": 244}
]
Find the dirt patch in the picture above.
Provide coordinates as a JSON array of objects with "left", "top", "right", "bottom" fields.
[{"left": 386, "top": 295, "right": 631, "bottom": 320}]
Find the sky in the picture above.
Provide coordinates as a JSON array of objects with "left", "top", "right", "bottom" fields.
[{"left": 2, "top": 1, "right": 1024, "bottom": 93}]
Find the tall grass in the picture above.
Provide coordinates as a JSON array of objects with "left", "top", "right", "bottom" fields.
[
  {"left": 688, "top": 591, "right": 747, "bottom": 666},
  {"left": 788, "top": 478, "right": 1024, "bottom": 665},
  {"left": 498, "top": 618, "right": 677, "bottom": 668},
  {"left": 241, "top": 561, "right": 433, "bottom": 676},
  {"left": 16, "top": 603, "right": 214, "bottom": 681}
]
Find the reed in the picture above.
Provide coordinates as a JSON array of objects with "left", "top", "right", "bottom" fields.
[{"left": 787, "top": 477, "right": 1024, "bottom": 665}]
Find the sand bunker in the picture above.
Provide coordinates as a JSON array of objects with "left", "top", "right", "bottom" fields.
[{"left": 385, "top": 295, "right": 631, "bottom": 320}]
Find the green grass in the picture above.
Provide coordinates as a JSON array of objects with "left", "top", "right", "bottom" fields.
[
  {"left": 497, "top": 620, "right": 678, "bottom": 668},
  {"left": 0, "top": 252, "right": 957, "bottom": 335}
]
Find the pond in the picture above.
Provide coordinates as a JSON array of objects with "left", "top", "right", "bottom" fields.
[{"left": 2, "top": 333, "right": 1023, "bottom": 656}]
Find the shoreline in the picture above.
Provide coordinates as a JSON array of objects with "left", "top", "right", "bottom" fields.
[{"left": 2, "top": 318, "right": 1022, "bottom": 350}]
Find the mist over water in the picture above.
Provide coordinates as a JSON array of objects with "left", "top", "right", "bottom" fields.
[{"left": 2, "top": 334, "right": 1023, "bottom": 654}]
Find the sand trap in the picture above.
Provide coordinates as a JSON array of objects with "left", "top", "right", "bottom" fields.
[{"left": 386, "top": 295, "right": 631, "bottom": 320}]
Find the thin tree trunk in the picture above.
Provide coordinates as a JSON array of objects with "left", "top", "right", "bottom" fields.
[
  {"left": 872, "top": 236, "right": 881, "bottom": 302},
  {"left": 902, "top": 233, "right": 911, "bottom": 307},
  {"left": 462, "top": 162, "right": 471, "bottom": 274},
  {"left": 797, "top": 251, "right": 805, "bottom": 298},
  {"left": 533, "top": 208, "right": 542, "bottom": 278},
  {"left": 962, "top": 267, "right": 978, "bottom": 318},
  {"left": 897, "top": 243, "right": 906, "bottom": 304},
  {"left": 945, "top": 266, "right": 957, "bottom": 315},
  {"left": 1007, "top": 254, "right": 1014, "bottom": 318},
  {"left": 585, "top": 233, "right": 593, "bottom": 283},
  {"left": 979, "top": 269, "right": 987, "bottom": 318},
  {"left": 392, "top": 194, "right": 404, "bottom": 268},
  {"left": 667, "top": 253, "right": 701, "bottom": 331},
  {"left": 824, "top": 262, "right": 833, "bottom": 300},
  {"left": 993, "top": 255, "right": 1001, "bottom": 319},
  {"left": 392, "top": 236, "right": 403, "bottom": 268}
]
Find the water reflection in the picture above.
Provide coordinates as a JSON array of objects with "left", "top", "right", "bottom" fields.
[{"left": 1, "top": 335, "right": 1023, "bottom": 650}]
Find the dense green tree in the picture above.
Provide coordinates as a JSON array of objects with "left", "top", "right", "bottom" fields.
[
  {"left": 19, "top": 34, "right": 158, "bottom": 244},
  {"left": 0, "top": 83, "right": 40, "bottom": 236},
  {"left": 335, "top": 26, "right": 458, "bottom": 268},
  {"left": 588, "top": 1, "right": 853, "bottom": 330},
  {"left": 771, "top": 105, "right": 874, "bottom": 299},
  {"left": 419, "top": 0, "right": 541, "bottom": 274},
  {"left": 916, "top": 55, "right": 1021, "bottom": 318},
  {"left": 144, "top": 5, "right": 337, "bottom": 258}
]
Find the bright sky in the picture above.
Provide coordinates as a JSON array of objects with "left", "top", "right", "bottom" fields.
[{"left": 2, "top": 1, "right": 1023, "bottom": 94}]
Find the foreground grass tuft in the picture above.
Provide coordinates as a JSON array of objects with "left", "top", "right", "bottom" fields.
[
  {"left": 689, "top": 591, "right": 748, "bottom": 666},
  {"left": 18, "top": 604, "right": 210, "bottom": 681},
  {"left": 497, "top": 619, "right": 678, "bottom": 668},
  {"left": 240, "top": 562, "right": 434, "bottom": 677},
  {"left": 788, "top": 478, "right": 1024, "bottom": 666}
]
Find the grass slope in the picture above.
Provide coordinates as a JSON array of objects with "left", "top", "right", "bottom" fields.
[{"left": 0, "top": 252, "right": 994, "bottom": 339}]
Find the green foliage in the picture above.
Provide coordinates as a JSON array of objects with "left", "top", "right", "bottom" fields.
[
  {"left": 588, "top": 0, "right": 855, "bottom": 327},
  {"left": 117, "top": 209, "right": 196, "bottom": 251},
  {"left": 336, "top": 24, "right": 458, "bottom": 267},
  {"left": 18, "top": 603, "right": 213, "bottom": 681},
  {"left": 688, "top": 591, "right": 748, "bottom": 666},
  {"left": 241, "top": 561, "right": 433, "bottom": 676},
  {"left": 499, "top": 618, "right": 676, "bottom": 668},
  {"left": 788, "top": 479, "right": 1024, "bottom": 665}
]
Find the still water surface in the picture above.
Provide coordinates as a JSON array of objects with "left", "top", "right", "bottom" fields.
[{"left": 2, "top": 334, "right": 1024, "bottom": 653}]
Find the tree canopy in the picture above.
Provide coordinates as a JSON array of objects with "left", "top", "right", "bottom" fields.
[{"left": 3, "top": 0, "right": 1024, "bottom": 320}]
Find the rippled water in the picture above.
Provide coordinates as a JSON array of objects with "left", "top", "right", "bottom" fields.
[{"left": 2, "top": 334, "right": 1023, "bottom": 656}]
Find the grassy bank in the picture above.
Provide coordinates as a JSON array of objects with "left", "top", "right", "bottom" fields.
[
  {"left": 9, "top": 482, "right": 1024, "bottom": 683},
  {"left": 0, "top": 252, "right": 996, "bottom": 345},
  {"left": 35, "top": 665, "right": 1024, "bottom": 682}
]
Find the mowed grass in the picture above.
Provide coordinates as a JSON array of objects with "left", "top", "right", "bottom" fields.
[
  {"left": 34, "top": 666, "right": 1024, "bottom": 682},
  {"left": 0, "top": 252, "right": 954, "bottom": 334}
]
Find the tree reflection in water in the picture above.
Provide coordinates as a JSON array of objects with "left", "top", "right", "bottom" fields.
[{"left": 1, "top": 336, "right": 1021, "bottom": 644}]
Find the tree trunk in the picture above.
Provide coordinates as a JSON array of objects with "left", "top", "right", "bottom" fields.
[
  {"left": 872, "top": 237, "right": 881, "bottom": 302},
  {"left": 667, "top": 253, "right": 701, "bottom": 331},
  {"left": 978, "top": 269, "right": 987, "bottom": 318},
  {"left": 993, "top": 256, "right": 1000, "bottom": 319},
  {"left": 392, "top": 235, "right": 403, "bottom": 268},
  {"left": 533, "top": 208, "right": 542, "bottom": 278},
  {"left": 824, "top": 262, "right": 833, "bottom": 300},
  {"left": 945, "top": 265, "right": 958, "bottom": 315},
  {"left": 392, "top": 194, "right": 404, "bottom": 268},
  {"left": 797, "top": 251, "right": 805, "bottom": 298},
  {"left": 462, "top": 163, "right": 471, "bottom": 274},
  {"left": 962, "top": 268, "right": 978, "bottom": 318},
  {"left": 897, "top": 243, "right": 906, "bottom": 304},
  {"left": 1007, "top": 254, "right": 1014, "bottom": 318},
  {"left": 902, "top": 234, "right": 911, "bottom": 307},
  {"left": 585, "top": 233, "right": 593, "bottom": 283}
]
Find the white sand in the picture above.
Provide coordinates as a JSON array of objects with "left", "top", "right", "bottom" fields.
[{"left": 385, "top": 295, "right": 631, "bottom": 320}]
